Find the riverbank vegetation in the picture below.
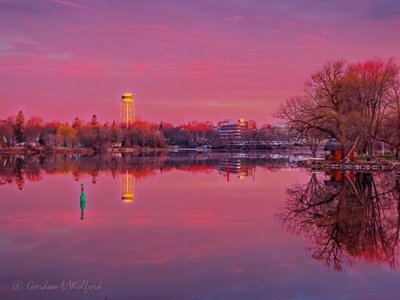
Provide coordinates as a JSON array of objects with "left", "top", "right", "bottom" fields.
[
  {"left": 278, "top": 58, "right": 400, "bottom": 159},
  {"left": 1, "top": 113, "right": 168, "bottom": 152},
  {"left": 0, "top": 113, "right": 239, "bottom": 153},
  {"left": 0, "top": 112, "right": 292, "bottom": 153}
]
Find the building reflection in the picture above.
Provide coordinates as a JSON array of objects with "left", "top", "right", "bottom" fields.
[
  {"left": 121, "top": 171, "right": 135, "bottom": 203},
  {"left": 281, "top": 171, "right": 400, "bottom": 271},
  {"left": 0, "top": 153, "right": 295, "bottom": 190},
  {"left": 218, "top": 159, "right": 256, "bottom": 181}
]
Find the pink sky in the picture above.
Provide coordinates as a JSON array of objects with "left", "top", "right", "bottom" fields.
[{"left": 1, "top": 0, "right": 400, "bottom": 125}]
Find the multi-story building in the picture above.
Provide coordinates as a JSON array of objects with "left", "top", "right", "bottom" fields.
[{"left": 217, "top": 118, "right": 255, "bottom": 141}]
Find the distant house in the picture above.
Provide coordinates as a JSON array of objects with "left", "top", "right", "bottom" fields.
[{"left": 324, "top": 139, "right": 355, "bottom": 161}]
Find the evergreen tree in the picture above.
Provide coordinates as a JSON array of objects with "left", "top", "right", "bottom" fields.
[{"left": 13, "top": 111, "right": 25, "bottom": 144}]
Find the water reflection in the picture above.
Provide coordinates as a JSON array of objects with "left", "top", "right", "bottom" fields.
[
  {"left": 4, "top": 154, "right": 400, "bottom": 271},
  {"left": 2, "top": 153, "right": 400, "bottom": 299},
  {"left": 218, "top": 158, "right": 256, "bottom": 181},
  {"left": 0, "top": 153, "right": 293, "bottom": 189},
  {"left": 281, "top": 171, "right": 400, "bottom": 271},
  {"left": 121, "top": 171, "right": 135, "bottom": 203}
]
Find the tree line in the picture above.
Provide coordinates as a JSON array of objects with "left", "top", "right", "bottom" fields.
[
  {"left": 278, "top": 58, "right": 400, "bottom": 158},
  {"left": 0, "top": 111, "right": 291, "bottom": 152},
  {"left": 0, "top": 113, "right": 166, "bottom": 152},
  {"left": 0, "top": 113, "right": 243, "bottom": 152}
]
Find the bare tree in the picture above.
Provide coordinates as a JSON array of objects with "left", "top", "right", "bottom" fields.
[
  {"left": 25, "top": 117, "right": 43, "bottom": 145},
  {"left": 278, "top": 59, "right": 400, "bottom": 159},
  {"left": 380, "top": 78, "right": 400, "bottom": 156},
  {"left": 302, "top": 128, "right": 328, "bottom": 157},
  {"left": 347, "top": 59, "right": 399, "bottom": 155}
]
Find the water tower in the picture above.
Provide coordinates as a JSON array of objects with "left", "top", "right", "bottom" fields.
[{"left": 121, "top": 93, "right": 135, "bottom": 126}]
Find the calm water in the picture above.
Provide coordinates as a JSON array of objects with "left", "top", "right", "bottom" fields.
[{"left": 0, "top": 153, "right": 399, "bottom": 300}]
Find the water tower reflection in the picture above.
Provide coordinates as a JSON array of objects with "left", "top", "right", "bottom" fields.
[{"left": 121, "top": 171, "right": 135, "bottom": 203}]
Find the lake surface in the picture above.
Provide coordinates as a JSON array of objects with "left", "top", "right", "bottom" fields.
[{"left": 0, "top": 153, "right": 399, "bottom": 300}]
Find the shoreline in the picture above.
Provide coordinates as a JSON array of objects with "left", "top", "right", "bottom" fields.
[
  {"left": 1, "top": 146, "right": 398, "bottom": 165},
  {"left": 0, "top": 146, "right": 174, "bottom": 155},
  {"left": 0, "top": 145, "right": 301, "bottom": 155}
]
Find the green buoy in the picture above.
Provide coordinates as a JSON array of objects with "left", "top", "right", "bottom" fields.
[{"left": 80, "top": 184, "right": 86, "bottom": 220}]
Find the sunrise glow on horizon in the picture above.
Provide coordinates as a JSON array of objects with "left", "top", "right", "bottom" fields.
[{"left": 1, "top": 0, "right": 400, "bottom": 124}]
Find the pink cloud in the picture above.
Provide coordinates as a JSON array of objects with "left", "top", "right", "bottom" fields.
[
  {"left": 1, "top": 53, "right": 105, "bottom": 77},
  {"left": 1, "top": 1, "right": 400, "bottom": 124},
  {"left": 122, "top": 24, "right": 171, "bottom": 33},
  {"left": 49, "top": 0, "right": 93, "bottom": 11},
  {"left": 224, "top": 15, "right": 246, "bottom": 22}
]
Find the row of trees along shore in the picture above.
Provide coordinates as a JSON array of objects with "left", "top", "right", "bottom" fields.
[
  {"left": 1, "top": 113, "right": 275, "bottom": 152},
  {"left": 278, "top": 58, "right": 400, "bottom": 159},
  {"left": 0, "top": 113, "right": 213, "bottom": 152}
]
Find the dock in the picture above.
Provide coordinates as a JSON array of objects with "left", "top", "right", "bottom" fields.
[{"left": 304, "top": 160, "right": 395, "bottom": 172}]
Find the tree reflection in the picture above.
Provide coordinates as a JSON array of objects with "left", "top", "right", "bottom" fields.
[
  {"left": 281, "top": 171, "right": 400, "bottom": 271},
  {"left": 0, "top": 153, "right": 293, "bottom": 190}
]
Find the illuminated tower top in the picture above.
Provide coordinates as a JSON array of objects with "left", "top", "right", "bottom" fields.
[
  {"left": 121, "top": 93, "right": 134, "bottom": 103},
  {"left": 121, "top": 93, "right": 135, "bottom": 126}
]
